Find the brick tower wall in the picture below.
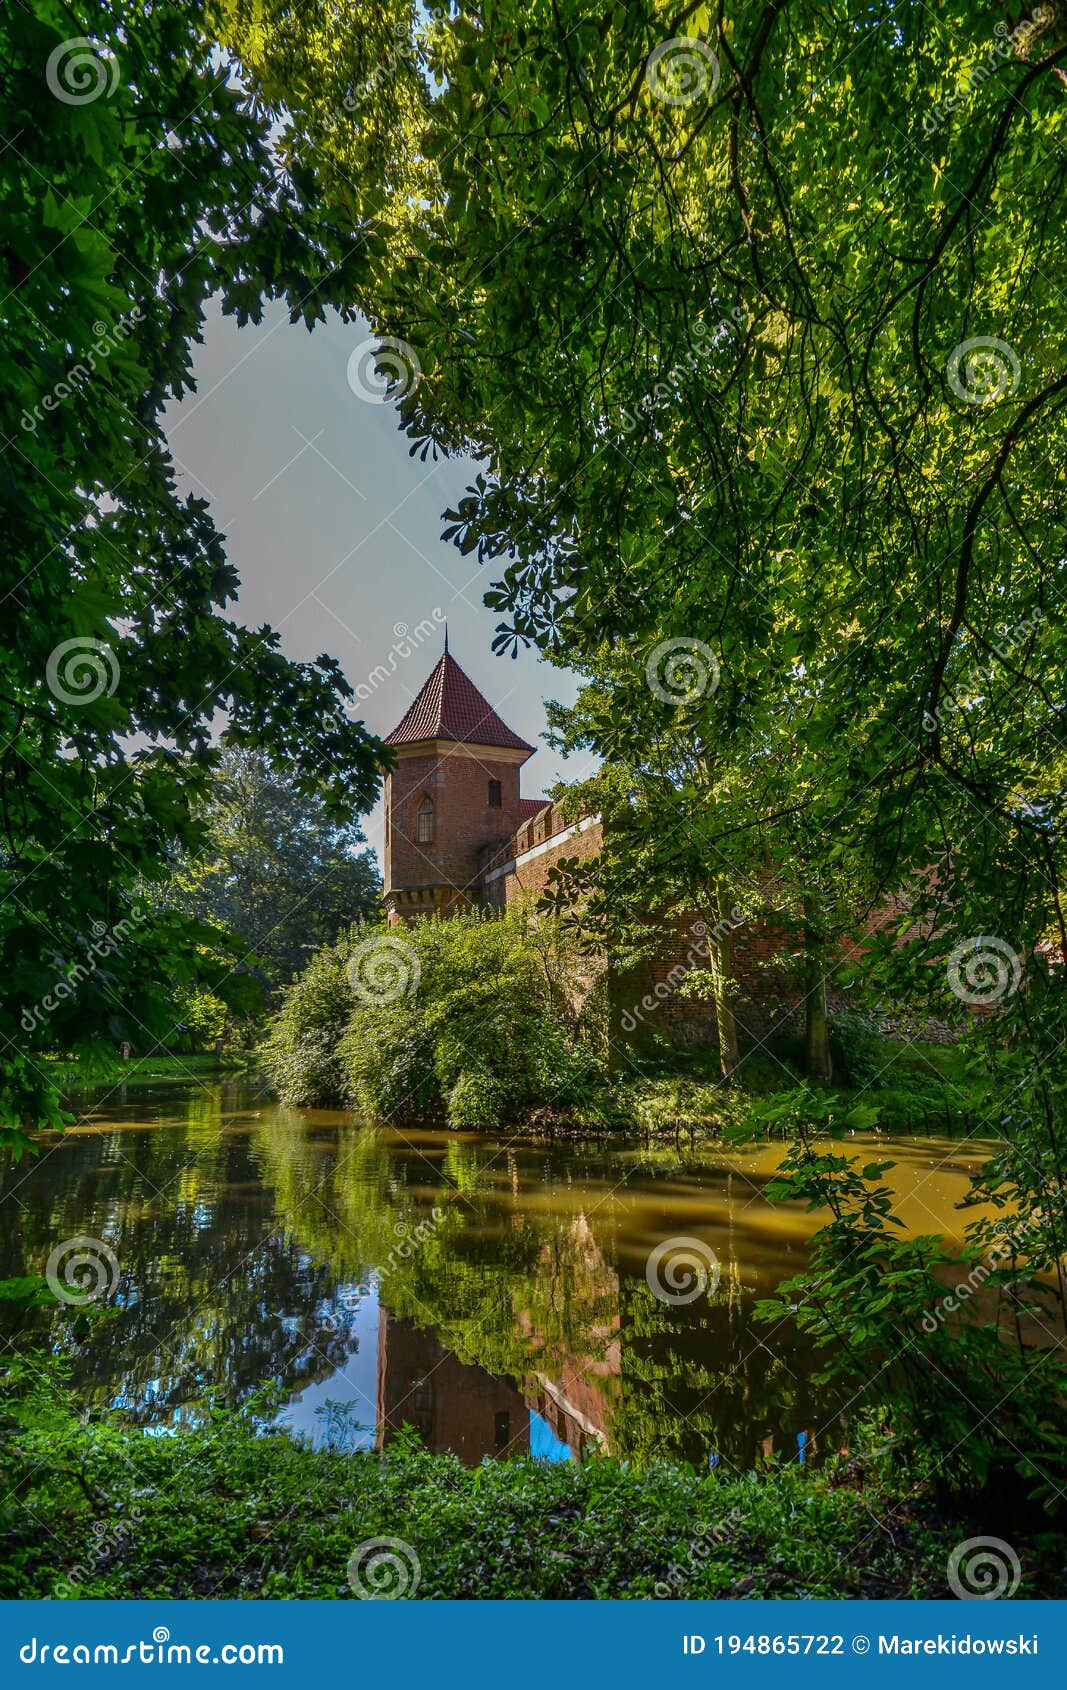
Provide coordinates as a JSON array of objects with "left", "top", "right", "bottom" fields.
[
  {"left": 385, "top": 745, "right": 526, "bottom": 922},
  {"left": 478, "top": 805, "right": 604, "bottom": 911}
]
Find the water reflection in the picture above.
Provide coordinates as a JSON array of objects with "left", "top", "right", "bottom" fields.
[{"left": 0, "top": 1081, "right": 997, "bottom": 1471}]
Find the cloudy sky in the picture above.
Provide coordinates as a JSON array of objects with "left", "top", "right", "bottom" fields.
[{"left": 163, "top": 300, "right": 584, "bottom": 868}]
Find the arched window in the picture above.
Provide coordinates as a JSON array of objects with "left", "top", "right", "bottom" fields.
[{"left": 416, "top": 795, "right": 434, "bottom": 844}]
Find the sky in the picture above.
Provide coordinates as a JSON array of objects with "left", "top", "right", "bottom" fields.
[{"left": 162, "top": 299, "right": 585, "bottom": 869}]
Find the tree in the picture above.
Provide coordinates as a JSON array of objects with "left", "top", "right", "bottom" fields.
[
  {"left": 227, "top": 0, "right": 1067, "bottom": 959},
  {"left": 262, "top": 910, "right": 607, "bottom": 1125},
  {"left": 1, "top": 1, "right": 385, "bottom": 1149},
  {"left": 163, "top": 747, "right": 381, "bottom": 995},
  {"left": 537, "top": 645, "right": 877, "bottom": 1080},
  {"left": 223, "top": 15, "right": 1067, "bottom": 1506},
  {"left": 181, "top": 0, "right": 1067, "bottom": 1516}
]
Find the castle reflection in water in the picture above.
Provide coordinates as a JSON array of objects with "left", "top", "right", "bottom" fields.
[
  {"left": 2, "top": 1088, "right": 972, "bottom": 1469},
  {"left": 293, "top": 1207, "right": 839, "bottom": 1471}
]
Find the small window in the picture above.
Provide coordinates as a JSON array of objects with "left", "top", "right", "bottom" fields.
[
  {"left": 488, "top": 779, "right": 502, "bottom": 807},
  {"left": 416, "top": 796, "right": 434, "bottom": 844},
  {"left": 494, "top": 1410, "right": 510, "bottom": 1449}
]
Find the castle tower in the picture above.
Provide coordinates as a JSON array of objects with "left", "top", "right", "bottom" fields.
[{"left": 382, "top": 647, "right": 534, "bottom": 925}]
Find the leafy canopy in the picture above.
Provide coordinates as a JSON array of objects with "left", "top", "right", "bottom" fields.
[
  {"left": 228, "top": 0, "right": 1067, "bottom": 953},
  {"left": 159, "top": 746, "right": 381, "bottom": 996},
  {"left": 1, "top": 1, "right": 386, "bottom": 1146}
]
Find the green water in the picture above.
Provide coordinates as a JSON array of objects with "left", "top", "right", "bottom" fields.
[{"left": 0, "top": 1078, "right": 998, "bottom": 1470}]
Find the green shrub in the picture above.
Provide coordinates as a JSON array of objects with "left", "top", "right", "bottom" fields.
[
  {"left": 827, "top": 1009, "right": 887, "bottom": 1085},
  {"left": 10, "top": 1358, "right": 1043, "bottom": 1599},
  {"left": 264, "top": 910, "right": 607, "bottom": 1127},
  {"left": 259, "top": 932, "right": 358, "bottom": 1105}
]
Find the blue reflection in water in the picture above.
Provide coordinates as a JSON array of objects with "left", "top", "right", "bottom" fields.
[
  {"left": 529, "top": 1410, "right": 572, "bottom": 1463},
  {"left": 276, "top": 1279, "right": 380, "bottom": 1451}
]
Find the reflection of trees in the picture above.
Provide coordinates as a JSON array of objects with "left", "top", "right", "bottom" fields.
[
  {"left": 254, "top": 1120, "right": 836, "bottom": 1467},
  {"left": 0, "top": 1106, "right": 367, "bottom": 1422},
  {"left": 2, "top": 1090, "right": 838, "bottom": 1462},
  {"left": 613, "top": 1268, "right": 817, "bottom": 1469}
]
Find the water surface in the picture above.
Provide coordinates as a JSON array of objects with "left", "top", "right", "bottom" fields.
[{"left": 0, "top": 1079, "right": 998, "bottom": 1472}]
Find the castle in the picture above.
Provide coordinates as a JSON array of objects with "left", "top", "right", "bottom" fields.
[
  {"left": 380, "top": 644, "right": 822, "bottom": 1052},
  {"left": 382, "top": 642, "right": 602, "bottom": 927},
  {"left": 380, "top": 646, "right": 961, "bottom": 1055}
]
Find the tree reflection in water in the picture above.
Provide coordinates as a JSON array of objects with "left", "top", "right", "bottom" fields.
[{"left": 2, "top": 1080, "right": 958, "bottom": 1467}]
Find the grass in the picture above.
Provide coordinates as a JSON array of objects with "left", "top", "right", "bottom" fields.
[
  {"left": 4, "top": 1396, "right": 1064, "bottom": 1600},
  {"left": 45, "top": 1051, "right": 257, "bottom": 1087}
]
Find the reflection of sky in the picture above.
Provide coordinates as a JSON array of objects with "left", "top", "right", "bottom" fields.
[
  {"left": 529, "top": 1411, "right": 572, "bottom": 1463},
  {"left": 276, "top": 1280, "right": 380, "bottom": 1451}
]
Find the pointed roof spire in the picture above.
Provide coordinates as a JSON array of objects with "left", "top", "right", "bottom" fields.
[
  {"left": 384, "top": 650, "right": 534, "bottom": 755},
  {"left": 444, "top": 620, "right": 449, "bottom": 656}
]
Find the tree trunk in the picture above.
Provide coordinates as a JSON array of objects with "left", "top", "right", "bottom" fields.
[
  {"left": 802, "top": 895, "right": 833, "bottom": 1081},
  {"left": 707, "top": 888, "right": 740, "bottom": 1082}
]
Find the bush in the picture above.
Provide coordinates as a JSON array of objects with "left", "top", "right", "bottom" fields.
[
  {"left": 263, "top": 910, "right": 608, "bottom": 1127},
  {"left": 259, "top": 933, "right": 358, "bottom": 1105},
  {"left": 6, "top": 1366, "right": 1026, "bottom": 1600},
  {"left": 827, "top": 1009, "right": 887, "bottom": 1085}
]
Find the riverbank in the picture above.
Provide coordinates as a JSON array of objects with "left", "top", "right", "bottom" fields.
[
  {"left": 49, "top": 1036, "right": 991, "bottom": 1145},
  {"left": 4, "top": 1400, "right": 1064, "bottom": 1599},
  {"left": 262, "top": 915, "right": 995, "bottom": 1140},
  {"left": 47, "top": 1051, "right": 257, "bottom": 1088},
  {"left": 522, "top": 1039, "right": 993, "bottom": 1143}
]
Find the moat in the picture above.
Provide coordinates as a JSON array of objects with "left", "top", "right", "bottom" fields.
[{"left": 1, "top": 1077, "right": 999, "bottom": 1471}]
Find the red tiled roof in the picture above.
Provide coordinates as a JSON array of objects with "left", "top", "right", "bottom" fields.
[
  {"left": 518, "top": 797, "right": 548, "bottom": 821},
  {"left": 384, "top": 652, "right": 534, "bottom": 753}
]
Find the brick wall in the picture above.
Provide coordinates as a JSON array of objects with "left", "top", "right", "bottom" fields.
[
  {"left": 478, "top": 805, "right": 604, "bottom": 909},
  {"left": 383, "top": 741, "right": 957, "bottom": 1048},
  {"left": 610, "top": 909, "right": 801, "bottom": 1051},
  {"left": 385, "top": 745, "right": 526, "bottom": 923},
  {"left": 376, "top": 1311, "right": 529, "bottom": 1462},
  {"left": 612, "top": 899, "right": 957, "bottom": 1054}
]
